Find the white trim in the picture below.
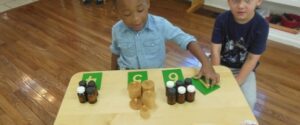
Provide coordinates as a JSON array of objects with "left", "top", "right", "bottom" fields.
[
  {"left": 204, "top": 0, "right": 229, "bottom": 10},
  {"left": 203, "top": 0, "right": 300, "bottom": 48},
  {"left": 204, "top": 0, "right": 300, "bottom": 9},
  {"left": 265, "top": 0, "right": 300, "bottom": 8},
  {"left": 268, "top": 28, "right": 300, "bottom": 48}
]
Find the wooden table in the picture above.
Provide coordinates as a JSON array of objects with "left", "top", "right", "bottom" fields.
[{"left": 54, "top": 66, "right": 257, "bottom": 125}]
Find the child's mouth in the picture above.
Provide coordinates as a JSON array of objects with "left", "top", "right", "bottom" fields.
[
  {"left": 237, "top": 11, "right": 246, "bottom": 16},
  {"left": 133, "top": 24, "right": 143, "bottom": 30}
]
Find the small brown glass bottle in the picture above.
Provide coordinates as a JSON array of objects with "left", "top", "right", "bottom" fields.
[
  {"left": 167, "top": 87, "right": 176, "bottom": 105},
  {"left": 177, "top": 86, "right": 186, "bottom": 104},
  {"left": 88, "top": 80, "right": 98, "bottom": 96},
  {"left": 77, "top": 86, "right": 87, "bottom": 103},
  {"left": 165, "top": 81, "right": 175, "bottom": 96},
  {"left": 186, "top": 85, "right": 196, "bottom": 102},
  {"left": 86, "top": 87, "right": 97, "bottom": 104}
]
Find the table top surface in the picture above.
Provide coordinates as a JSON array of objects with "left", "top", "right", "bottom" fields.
[{"left": 54, "top": 66, "right": 257, "bottom": 125}]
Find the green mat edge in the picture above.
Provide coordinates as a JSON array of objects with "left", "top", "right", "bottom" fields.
[{"left": 191, "top": 78, "right": 220, "bottom": 95}]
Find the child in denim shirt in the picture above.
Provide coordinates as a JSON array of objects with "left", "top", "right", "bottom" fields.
[{"left": 110, "top": 0, "right": 219, "bottom": 84}]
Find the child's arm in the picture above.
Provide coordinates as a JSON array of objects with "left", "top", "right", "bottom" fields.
[
  {"left": 111, "top": 54, "right": 119, "bottom": 70},
  {"left": 211, "top": 43, "right": 222, "bottom": 65},
  {"left": 236, "top": 53, "right": 261, "bottom": 85},
  {"left": 187, "top": 42, "right": 220, "bottom": 85},
  {"left": 159, "top": 17, "right": 219, "bottom": 84},
  {"left": 211, "top": 43, "right": 261, "bottom": 85}
]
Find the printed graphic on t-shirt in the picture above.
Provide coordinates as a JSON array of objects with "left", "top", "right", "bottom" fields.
[{"left": 221, "top": 36, "right": 247, "bottom": 67}]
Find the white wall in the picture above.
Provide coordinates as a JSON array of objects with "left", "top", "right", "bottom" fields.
[
  {"left": 203, "top": 0, "right": 300, "bottom": 15},
  {"left": 261, "top": 1, "right": 300, "bottom": 15}
]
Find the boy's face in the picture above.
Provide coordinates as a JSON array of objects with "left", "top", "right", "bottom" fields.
[
  {"left": 228, "top": 0, "right": 262, "bottom": 24},
  {"left": 115, "top": 0, "right": 150, "bottom": 31}
]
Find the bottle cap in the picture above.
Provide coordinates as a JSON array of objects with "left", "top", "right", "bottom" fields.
[
  {"left": 177, "top": 86, "right": 186, "bottom": 94},
  {"left": 77, "top": 86, "right": 85, "bottom": 94},
  {"left": 187, "top": 85, "right": 196, "bottom": 92},
  {"left": 166, "top": 81, "right": 175, "bottom": 88},
  {"left": 184, "top": 78, "right": 192, "bottom": 85},
  {"left": 176, "top": 80, "right": 184, "bottom": 87},
  {"left": 87, "top": 80, "right": 96, "bottom": 87},
  {"left": 79, "top": 80, "right": 87, "bottom": 87}
]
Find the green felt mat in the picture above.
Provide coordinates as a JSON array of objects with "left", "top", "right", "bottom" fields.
[
  {"left": 127, "top": 71, "right": 148, "bottom": 84},
  {"left": 191, "top": 77, "right": 220, "bottom": 95},
  {"left": 82, "top": 72, "right": 103, "bottom": 90}
]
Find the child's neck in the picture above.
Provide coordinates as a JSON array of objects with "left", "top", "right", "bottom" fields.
[{"left": 234, "top": 12, "right": 255, "bottom": 24}]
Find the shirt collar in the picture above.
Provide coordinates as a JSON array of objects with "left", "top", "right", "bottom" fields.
[{"left": 120, "top": 14, "right": 155, "bottom": 33}]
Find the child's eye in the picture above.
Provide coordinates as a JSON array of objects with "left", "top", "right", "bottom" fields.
[
  {"left": 123, "top": 12, "right": 131, "bottom": 17},
  {"left": 232, "top": 0, "right": 252, "bottom": 4},
  {"left": 137, "top": 8, "right": 144, "bottom": 13},
  {"left": 124, "top": 14, "right": 131, "bottom": 17}
]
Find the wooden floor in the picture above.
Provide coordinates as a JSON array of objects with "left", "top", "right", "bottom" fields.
[
  {"left": 0, "top": 0, "right": 299, "bottom": 124},
  {"left": 0, "top": 0, "right": 37, "bottom": 13}
]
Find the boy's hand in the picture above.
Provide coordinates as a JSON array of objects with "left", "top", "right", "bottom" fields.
[
  {"left": 194, "top": 65, "right": 220, "bottom": 86},
  {"left": 186, "top": 42, "right": 220, "bottom": 85}
]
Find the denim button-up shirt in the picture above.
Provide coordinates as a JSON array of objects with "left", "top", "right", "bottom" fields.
[{"left": 110, "top": 14, "right": 196, "bottom": 69}]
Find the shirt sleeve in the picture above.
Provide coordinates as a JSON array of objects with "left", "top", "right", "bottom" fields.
[
  {"left": 110, "top": 25, "right": 120, "bottom": 55},
  {"left": 161, "top": 18, "right": 197, "bottom": 50},
  {"left": 212, "top": 14, "right": 224, "bottom": 44},
  {"left": 248, "top": 21, "right": 269, "bottom": 55}
]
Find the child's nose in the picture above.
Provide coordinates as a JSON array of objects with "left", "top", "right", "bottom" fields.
[
  {"left": 237, "top": 1, "right": 247, "bottom": 8},
  {"left": 133, "top": 14, "right": 141, "bottom": 24}
]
